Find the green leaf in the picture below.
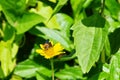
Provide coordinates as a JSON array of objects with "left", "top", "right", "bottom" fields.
[
  {"left": 0, "top": 41, "right": 12, "bottom": 76},
  {"left": 0, "top": 0, "right": 45, "bottom": 34},
  {"left": 30, "top": 26, "right": 72, "bottom": 51},
  {"left": 11, "top": 43, "right": 19, "bottom": 59},
  {"left": 36, "top": 67, "right": 51, "bottom": 80},
  {"left": 48, "top": 0, "right": 68, "bottom": 26},
  {"left": 98, "top": 63, "right": 109, "bottom": 80},
  {"left": 14, "top": 59, "right": 40, "bottom": 78},
  {"left": 99, "top": 50, "right": 120, "bottom": 80},
  {"left": 98, "top": 72, "right": 109, "bottom": 80},
  {"left": 0, "top": 66, "right": 4, "bottom": 78},
  {"left": 0, "top": 0, "right": 26, "bottom": 26},
  {"left": 0, "top": 0, "right": 26, "bottom": 14},
  {"left": 30, "top": 1, "right": 60, "bottom": 29},
  {"left": 109, "top": 50, "right": 120, "bottom": 80},
  {"left": 56, "top": 13, "right": 73, "bottom": 37},
  {"left": 104, "top": 9, "right": 120, "bottom": 32},
  {"left": 105, "top": 0, "right": 120, "bottom": 21},
  {"left": 0, "top": 5, "right": 2, "bottom": 11},
  {"left": 27, "top": 0, "right": 37, "bottom": 7},
  {"left": 104, "top": 36, "right": 111, "bottom": 57},
  {"left": 10, "top": 75, "right": 22, "bottom": 80},
  {"left": 1, "top": 8, "right": 17, "bottom": 26},
  {"left": 16, "top": 12, "right": 45, "bottom": 34},
  {"left": 55, "top": 66, "right": 85, "bottom": 80},
  {"left": 72, "top": 14, "right": 107, "bottom": 73},
  {"left": 102, "top": 63, "right": 109, "bottom": 73},
  {"left": 70, "top": 0, "right": 86, "bottom": 18},
  {"left": 52, "top": 0, "right": 68, "bottom": 16},
  {"left": 3, "top": 24, "right": 15, "bottom": 43}
]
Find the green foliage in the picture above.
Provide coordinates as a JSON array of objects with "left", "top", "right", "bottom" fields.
[
  {"left": 72, "top": 14, "right": 108, "bottom": 73},
  {"left": 55, "top": 66, "right": 86, "bottom": 80},
  {"left": 99, "top": 50, "right": 120, "bottom": 80},
  {"left": 0, "top": 0, "right": 120, "bottom": 79}
]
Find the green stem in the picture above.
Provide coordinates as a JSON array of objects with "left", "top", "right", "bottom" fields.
[
  {"left": 50, "top": 58, "right": 54, "bottom": 80},
  {"left": 100, "top": 0, "right": 105, "bottom": 16},
  {"left": 101, "top": 49, "right": 105, "bottom": 63}
]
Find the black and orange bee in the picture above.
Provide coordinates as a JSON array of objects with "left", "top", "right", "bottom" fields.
[{"left": 43, "top": 39, "right": 52, "bottom": 50}]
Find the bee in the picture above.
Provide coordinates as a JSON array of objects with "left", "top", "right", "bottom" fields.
[{"left": 43, "top": 39, "right": 52, "bottom": 50}]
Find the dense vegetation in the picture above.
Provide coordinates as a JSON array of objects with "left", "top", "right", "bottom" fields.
[{"left": 0, "top": 0, "right": 120, "bottom": 80}]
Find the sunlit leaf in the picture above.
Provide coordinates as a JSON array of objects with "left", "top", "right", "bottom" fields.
[
  {"left": 72, "top": 14, "right": 107, "bottom": 73},
  {"left": 0, "top": 41, "right": 12, "bottom": 76},
  {"left": 109, "top": 50, "right": 120, "bottom": 80},
  {"left": 104, "top": 37, "right": 111, "bottom": 57},
  {"left": 36, "top": 67, "right": 51, "bottom": 80},
  {"left": 98, "top": 72, "right": 109, "bottom": 80},
  {"left": 55, "top": 66, "right": 85, "bottom": 79},
  {"left": 99, "top": 50, "right": 120, "bottom": 80},
  {"left": 10, "top": 75, "right": 22, "bottom": 80},
  {"left": 14, "top": 59, "right": 40, "bottom": 78},
  {"left": 0, "top": 0, "right": 26, "bottom": 26},
  {"left": 30, "top": 26, "right": 72, "bottom": 51},
  {"left": 30, "top": 1, "right": 60, "bottom": 29},
  {"left": 70, "top": 0, "right": 86, "bottom": 18},
  {"left": 16, "top": 12, "right": 45, "bottom": 34},
  {"left": 52, "top": 0, "right": 68, "bottom": 16},
  {"left": 56, "top": 13, "right": 73, "bottom": 37},
  {"left": 105, "top": 0, "right": 120, "bottom": 21}
]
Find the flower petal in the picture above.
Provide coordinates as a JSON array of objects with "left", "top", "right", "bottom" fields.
[
  {"left": 40, "top": 44, "right": 44, "bottom": 50},
  {"left": 54, "top": 43, "right": 64, "bottom": 52},
  {"left": 36, "top": 49, "right": 45, "bottom": 55},
  {"left": 36, "top": 41, "right": 64, "bottom": 59}
]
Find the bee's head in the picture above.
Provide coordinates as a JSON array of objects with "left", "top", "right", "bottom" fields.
[{"left": 43, "top": 39, "right": 52, "bottom": 50}]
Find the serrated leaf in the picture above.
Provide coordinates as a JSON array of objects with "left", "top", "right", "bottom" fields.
[{"left": 72, "top": 14, "right": 107, "bottom": 73}]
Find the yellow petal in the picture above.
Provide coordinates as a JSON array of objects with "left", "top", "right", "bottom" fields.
[
  {"left": 36, "top": 41, "right": 64, "bottom": 59},
  {"left": 50, "top": 40, "right": 53, "bottom": 46},
  {"left": 54, "top": 43, "right": 64, "bottom": 52},
  {"left": 40, "top": 44, "right": 44, "bottom": 50},
  {"left": 44, "top": 55, "right": 52, "bottom": 59},
  {"left": 36, "top": 49, "right": 45, "bottom": 55}
]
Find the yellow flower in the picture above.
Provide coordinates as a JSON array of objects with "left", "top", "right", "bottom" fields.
[{"left": 36, "top": 40, "right": 64, "bottom": 59}]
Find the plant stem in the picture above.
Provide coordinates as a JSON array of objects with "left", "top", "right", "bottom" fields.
[
  {"left": 100, "top": 0, "right": 105, "bottom": 16},
  {"left": 50, "top": 58, "right": 54, "bottom": 80}
]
